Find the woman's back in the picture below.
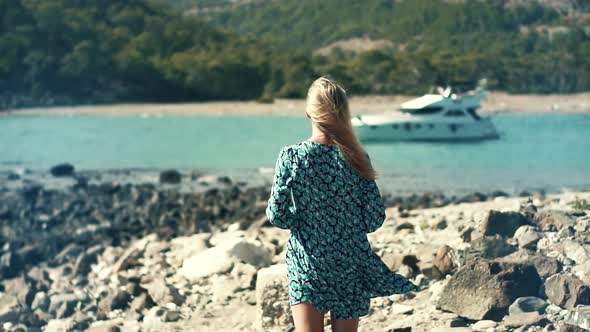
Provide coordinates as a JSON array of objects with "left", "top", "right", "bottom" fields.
[{"left": 265, "top": 139, "right": 417, "bottom": 320}]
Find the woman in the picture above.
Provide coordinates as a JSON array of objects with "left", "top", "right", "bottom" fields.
[{"left": 265, "top": 77, "right": 418, "bottom": 332}]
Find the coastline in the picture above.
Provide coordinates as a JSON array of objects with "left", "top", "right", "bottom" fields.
[{"left": 3, "top": 91, "right": 590, "bottom": 116}]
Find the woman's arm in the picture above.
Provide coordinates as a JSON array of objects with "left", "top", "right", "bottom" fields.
[
  {"left": 265, "top": 147, "right": 299, "bottom": 229},
  {"left": 360, "top": 177, "right": 386, "bottom": 233},
  {"left": 360, "top": 151, "right": 386, "bottom": 233}
]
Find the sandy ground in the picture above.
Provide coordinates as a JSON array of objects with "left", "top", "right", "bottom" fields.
[{"left": 3, "top": 91, "right": 590, "bottom": 116}]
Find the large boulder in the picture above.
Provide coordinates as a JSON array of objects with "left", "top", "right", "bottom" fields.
[
  {"left": 481, "top": 210, "right": 529, "bottom": 238},
  {"left": 179, "top": 237, "right": 272, "bottom": 282},
  {"left": 436, "top": 258, "right": 542, "bottom": 321},
  {"left": 497, "top": 250, "right": 562, "bottom": 280},
  {"left": 544, "top": 273, "right": 590, "bottom": 309},
  {"left": 533, "top": 210, "right": 577, "bottom": 231},
  {"left": 255, "top": 264, "right": 293, "bottom": 332},
  {"left": 468, "top": 235, "right": 517, "bottom": 260}
]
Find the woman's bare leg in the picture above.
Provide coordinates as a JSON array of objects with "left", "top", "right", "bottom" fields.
[
  {"left": 330, "top": 311, "right": 359, "bottom": 332},
  {"left": 291, "top": 301, "right": 325, "bottom": 332}
]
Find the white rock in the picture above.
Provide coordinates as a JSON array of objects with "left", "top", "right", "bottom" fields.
[
  {"left": 565, "top": 305, "right": 590, "bottom": 330},
  {"left": 255, "top": 264, "right": 293, "bottom": 332},
  {"left": 513, "top": 225, "right": 541, "bottom": 249},
  {"left": 429, "top": 279, "right": 449, "bottom": 303},
  {"left": 169, "top": 233, "right": 210, "bottom": 265},
  {"left": 390, "top": 303, "right": 414, "bottom": 315},
  {"left": 470, "top": 320, "right": 497, "bottom": 331},
  {"left": 179, "top": 238, "right": 272, "bottom": 282},
  {"left": 561, "top": 239, "right": 590, "bottom": 265}
]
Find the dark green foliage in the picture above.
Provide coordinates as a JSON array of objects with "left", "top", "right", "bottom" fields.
[
  {"left": 0, "top": 0, "right": 318, "bottom": 109},
  {"left": 2, "top": 0, "right": 590, "bottom": 109},
  {"left": 175, "top": 0, "right": 590, "bottom": 94}
]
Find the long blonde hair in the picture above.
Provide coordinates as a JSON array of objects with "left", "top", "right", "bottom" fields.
[{"left": 306, "top": 76, "right": 378, "bottom": 180}]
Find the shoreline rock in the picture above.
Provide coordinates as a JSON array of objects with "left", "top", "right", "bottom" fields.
[{"left": 0, "top": 172, "right": 588, "bottom": 331}]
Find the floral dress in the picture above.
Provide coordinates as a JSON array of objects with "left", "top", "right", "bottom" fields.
[{"left": 265, "top": 140, "right": 418, "bottom": 320}]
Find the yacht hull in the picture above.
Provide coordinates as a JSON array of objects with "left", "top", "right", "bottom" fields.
[{"left": 352, "top": 116, "right": 500, "bottom": 142}]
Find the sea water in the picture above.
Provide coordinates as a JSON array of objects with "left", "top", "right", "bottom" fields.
[{"left": 1, "top": 112, "right": 588, "bottom": 195}]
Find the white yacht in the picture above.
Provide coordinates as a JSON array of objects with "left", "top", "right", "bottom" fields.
[{"left": 351, "top": 85, "right": 500, "bottom": 142}]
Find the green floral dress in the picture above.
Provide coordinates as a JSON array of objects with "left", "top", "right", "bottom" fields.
[{"left": 265, "top": 140, "right": 418, "bottom": 320}]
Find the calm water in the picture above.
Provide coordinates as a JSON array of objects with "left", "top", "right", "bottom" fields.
[{"left": 1, "top": 112, "right": 589, "bottom": 195}]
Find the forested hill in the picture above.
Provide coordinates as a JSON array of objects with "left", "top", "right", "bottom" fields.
[
  {"left": 1, "top": 0, "right": 590, "bottom": 110},
  {"left": 0, "top": 0, "right": 316, "bottom": 109},
  {"left": 154, "top": 0, "right": 590, "bottom": 95},
  {"left": 158, "top": 0, "right": 590, "bottom": 50}
]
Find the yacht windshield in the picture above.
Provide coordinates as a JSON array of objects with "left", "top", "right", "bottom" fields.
[
  {"left": 467, "top": 107, "right": 481, "bottom": 120},
  {"left": 400, "top": 106, "right": 443, "bottom": 115}
]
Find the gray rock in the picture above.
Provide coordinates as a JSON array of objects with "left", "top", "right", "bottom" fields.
[
  {"left": 533, "top": 210, "right": 577, "bottom": 231},
  {"left": 560, "top": 239, "right": 590, "bottom": 265},
  {"left": 143, "top": 306, "right": 167, "bottom": 324},
  {"left": 433, "top": 245, "right": 457, "bottom": 276},
  {"left": 497, "top": 250, "right": 562, "bottom": 280},
  {"left": 129, "top": 292, "right": 154, "bottom": 313},
  {"left": 545, "top": 273, "right": 590, "bottom": 309},
  {"left": 255, "top": 264, "right": 293, "bottom": 331},
  {"left": 113, "top": 235, "right": 155, "bottom": 272},
  {"left": 436, "top": 258, "right": 542, "bottom": 321},
  {"left": 459, "top": 226, "right": 474, "bottom": 243},
  {"left": 97, "top": 290, "right": 131, "bottom": 318},
  {"left": 471, "top": 320, "right": 497, "bottom": 331},
  {"left": 141, "top": 279, "right": 184, "bottom": 307},
  {"left": 513, "top": 225, "right": 542, "bottom": 249},
  {"left": 0, "top": 293, "right": 20, "bottom": 324},
  {"left": 73, "top": 245, "right": 104, "bottom": 276},
  {"left": 519, "top": 200, "right": 538, "bottom": 221},
  {"left": 31, "top": 292, "right": 49, "bottom": 312},
  {"left": 3, "top": 275, "right": 37, "bottom": 309},
  {"left": 558, "top": 323, "right": 588, "bottom": 331},
  {"left": 509, "top": 297, "right": 548, "bottom": 315},
  {"left": 481, "top": 210, "right": 529, "bottom": 237},
  {"left": 159, "top": 170, "right": 182, "bottom": 184},
  {"left": 86, "top": 323, "right": 121, "bottom": 332},
  {"left": 48, "top": 292, "right": 88, "bottom": 318},
  {"left": 179, "top": 238, "right": 272, "bottom": 282},
  {"left": 468, "top": 235, "right": 517, "bottom": 259},
  {"left": 564, "top": 305, "right": 590, "bottom": 330},
  {"left": 50, "top": 163, "right": 75, "bottom": 177},
  {"left": 559, "top": 225, "right": 576, "bottom": 238},
  {"left": 45, "top": 319, "right": 75, "bottom": 332},
  {"left": 502, "top": 311, "right": 549, "bottom": 328},
  {"left": 389, "top": 303, "right": 413, "bottom": 315}
]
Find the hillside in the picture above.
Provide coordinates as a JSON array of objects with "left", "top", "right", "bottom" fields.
[
  {"left": 2, "top": 0, "right": 590, "bottom": 110},
  {"left": 0, "top": 0, "right": 318, "bottom": 109},
  {"left": 194, "top": 0, "right": 588, "bottom": 50}
]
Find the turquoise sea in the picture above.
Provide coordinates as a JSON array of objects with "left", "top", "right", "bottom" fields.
[{"left": 1, "top": 112, "right": 589, "bottom": 195}]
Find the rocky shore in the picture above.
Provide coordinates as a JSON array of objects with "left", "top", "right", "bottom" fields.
[{"left": 1, "top": 165, "right": 589, "bottom": 331}]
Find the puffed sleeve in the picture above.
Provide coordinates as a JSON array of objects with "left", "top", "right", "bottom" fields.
[
  {"left": 360, "top": 152, "right": 386, "bottom": 233},
  {"left": 360, "top": 178, "right": 386, "bottom": 233},
  {"left": 265, "top": 147, "right": 299, "bottom": 229}
]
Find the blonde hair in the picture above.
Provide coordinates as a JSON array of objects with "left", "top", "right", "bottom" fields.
[{"left": 306, "top": 76, "right": 378, "bottom": 180}]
